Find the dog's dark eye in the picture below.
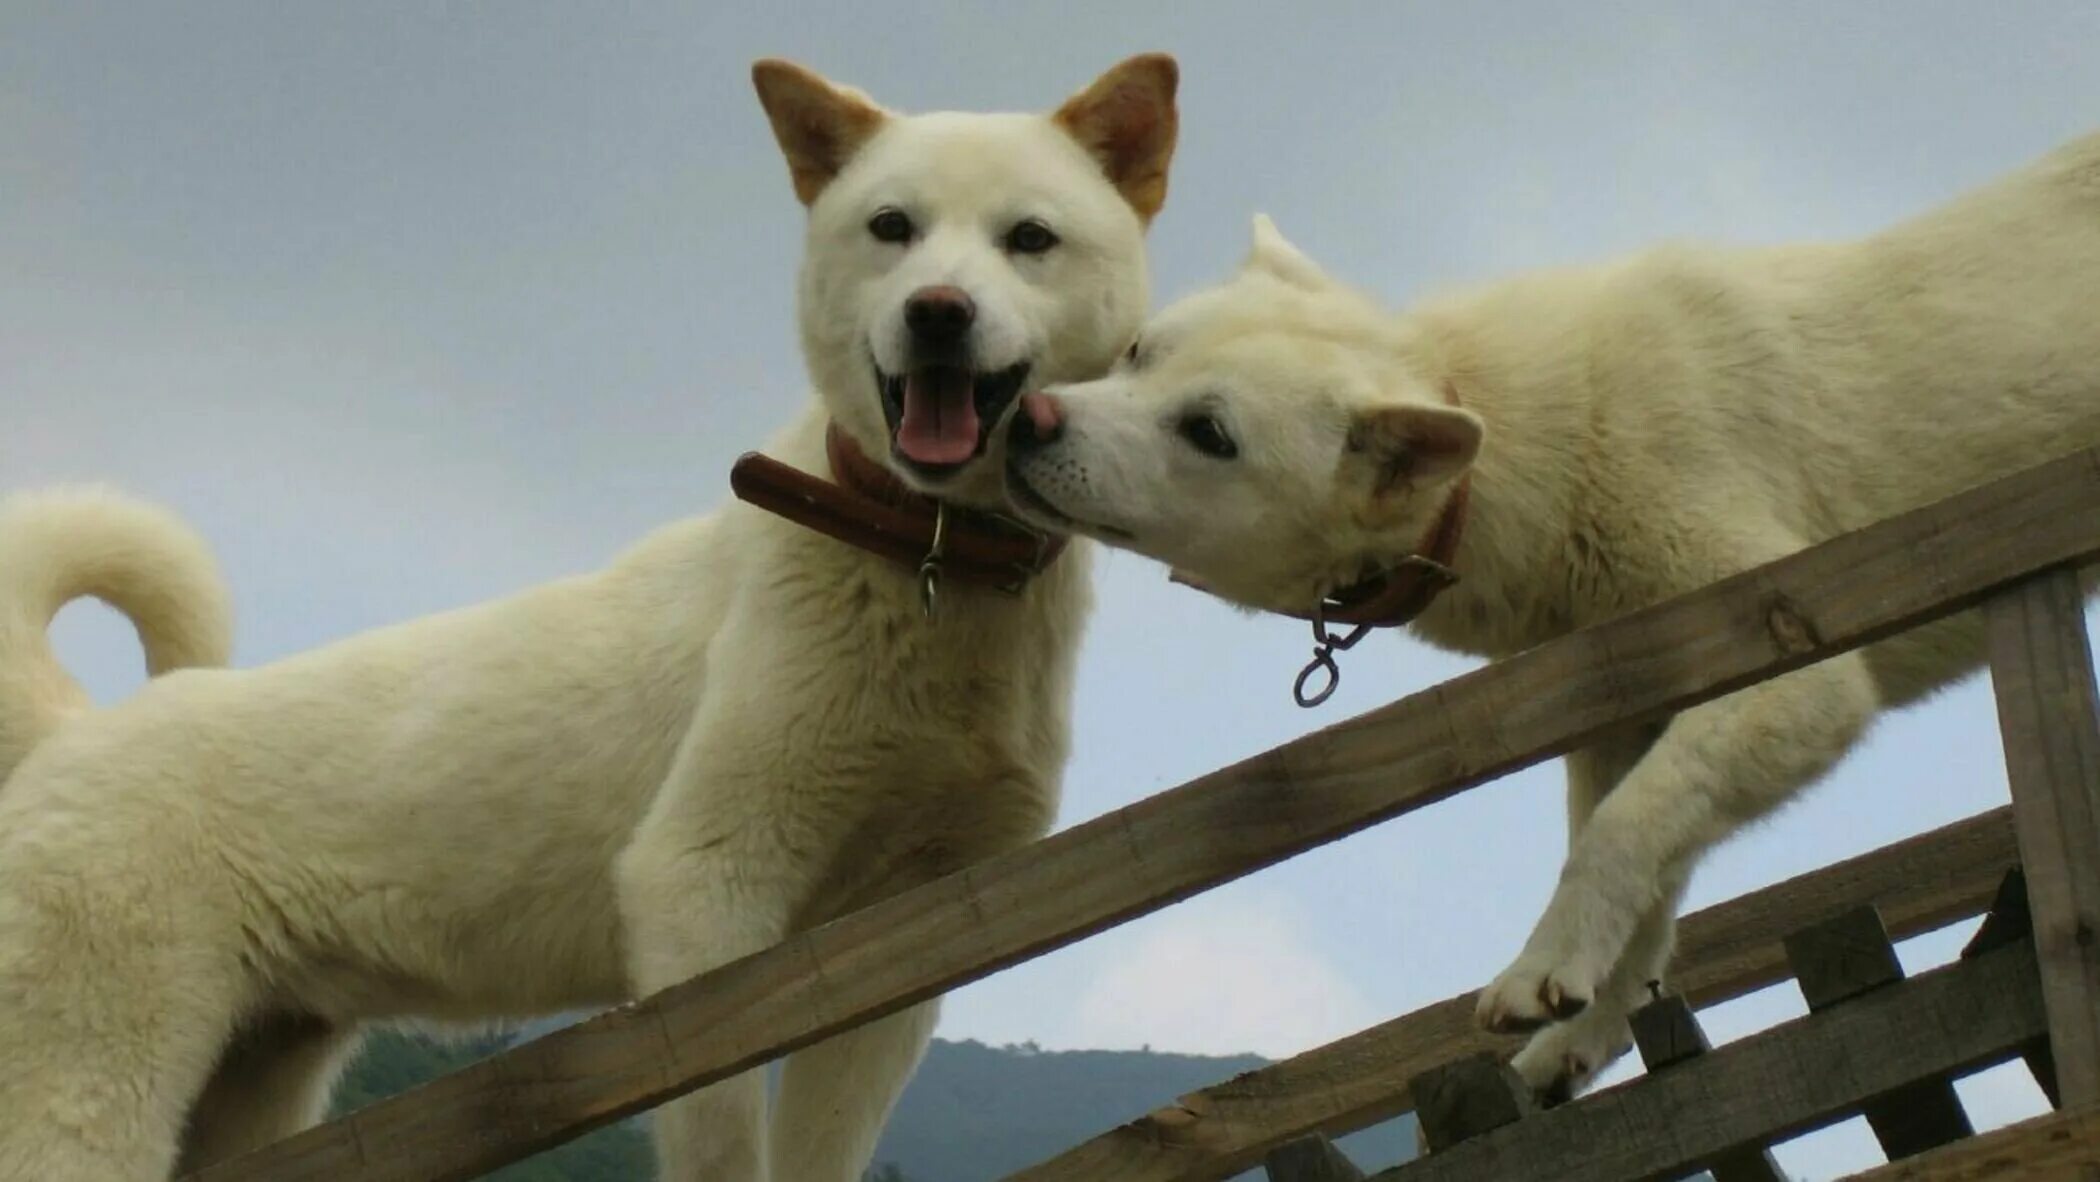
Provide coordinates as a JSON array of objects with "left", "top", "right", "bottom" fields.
[
  {"left": 1124, "top": 339, "right": 1142, "bottom": 366},
  {"left": 1177, "top": 413, "right": 1237, "bottom": 460},
  {"left": 1005, "top": 219, "right": 1059, "bottom": 255},
  {"left": 868, "top": 208, "right": 915, "bottom": 244}
]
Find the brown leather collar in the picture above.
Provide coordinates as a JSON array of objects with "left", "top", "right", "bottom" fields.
[
  {"left": 1167, "top": 479, "right": 1467, "bottom": 624},
  {"left": 1170, "top": 477, "right": 1468, "bottom": 707},
  {"left": 1264, "top": 475, "right": 1468, "bottom": 629},
  {"left": 1169, "top": 380, "right": 1474, "bottom": 707},
  {"left": 1290, "top": 477, "right": 1468, "bottom": 707},
  {"left": 729, "top": 424, "right": 1067, "bottom": 614}
]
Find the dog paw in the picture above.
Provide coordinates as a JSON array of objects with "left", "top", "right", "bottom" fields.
[
  {"left": 1508, "top": 1008, "right": 1633, "bottom": 1104},
  {"left": 1475, "top": 953, "right": 1602, "bottom": 1034}
]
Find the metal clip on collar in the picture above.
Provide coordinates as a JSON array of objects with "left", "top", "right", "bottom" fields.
[
  {"left": 1290, "top": 554, "right": 1460, "bottom": 708},
  {"left": 918, "top": 502, "right": 949, "bottom": 619},
  {"left": 1293, "top": 610, "right": 1376, "bottom": 708}
]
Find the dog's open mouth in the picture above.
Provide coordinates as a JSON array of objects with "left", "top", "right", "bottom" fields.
[{"left": 877, "top": 361, "right": 1031, "bottom": 477}]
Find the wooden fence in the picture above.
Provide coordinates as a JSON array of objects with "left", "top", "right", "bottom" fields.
[
  {"left": 1257, "top": 872, "right": 2053, "bottom": 1181},
  {"left": 1013, "top": 810, "right": 2021, "bottom": 1182},
  {"left": 194, "top": 446, "right": 2100, "bottom": 1181}
]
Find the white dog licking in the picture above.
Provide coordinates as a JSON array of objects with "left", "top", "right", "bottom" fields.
[{"left": 1005, "top": 130, "right": 2100, "bottom": 1100}]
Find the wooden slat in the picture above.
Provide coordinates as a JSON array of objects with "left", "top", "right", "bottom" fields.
[
  {"left": 1786, "top": 907, "right": 1974, "bottom": 1156},
  {"left": 1628, "top": 994, "right": 1786, "bottom": 1182},
  {"left": 1408, "top": 1053, "right": 1533, "bottom": 1152},
  {"left": 200, "top": 447, "right": 2100, "bottom": 1182},
  {"left": 1263, "top": 1135, "right": 1366, "bottom": 1182},
  {"left": 1786, "top": 906, "right": 1908, "bottom": 1010},
  {"left": 1985, "top": 566, "right": 2100, "bottom": 1107},
  {"left": 1838, "top": 1104, "right": 2100, "bottom": 1180},
  {"left": 1960, "top": 868, "right": 2062, "bottom": 1106},
  {"left": 1629, "top": 991, "right": 1710, "bottom": 1070},
  {"left": 1008, "top": 808, "right": 2016, "bottom": 1182},
  {"left": 1366, "top": 942, "right": 2046, "bottom": 1182}
]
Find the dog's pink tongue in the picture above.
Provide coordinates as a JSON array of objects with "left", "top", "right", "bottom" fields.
[{"left": 896, "top": 369, "right": 980, "bottom": 465}]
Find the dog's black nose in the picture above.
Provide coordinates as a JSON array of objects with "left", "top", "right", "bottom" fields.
[
  {"left": 1008, "top": 391, "right": 1065, "bottom": 455},
  {"left": 905, "top": 285, "right": 976, "bottom": 346}
]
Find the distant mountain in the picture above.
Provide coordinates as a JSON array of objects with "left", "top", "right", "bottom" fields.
[
  {"left": 866, "top": 1038, "right": 1416, "bottom": 1181},
  {"left": 332, "top": 1029, "right": 1420, "bottom": 1180}
]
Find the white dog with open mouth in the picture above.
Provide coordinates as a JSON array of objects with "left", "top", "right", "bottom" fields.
[
  {"left": 0, "top": 54, "right": 1176, "bottom": 1180},
  {"left": 1003, "top": 130, "right": 2100, "bottom": 1100}
]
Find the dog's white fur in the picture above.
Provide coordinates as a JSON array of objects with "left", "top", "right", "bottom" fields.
[
  {"left": 0, "top": 489, "right": 235, "bottom": 777},
  {"left": 1007, "top": 130, "right": 2100, "bottom": 1098},
  {"left": 0, "top": 55, "right": 1176, "bottom": 1181}
]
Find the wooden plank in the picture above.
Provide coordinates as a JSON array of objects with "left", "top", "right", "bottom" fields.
[
  {"left": 1786, "top": 906, "right": 1908, "bottom": 1009},
  {"left": 1629, "top": 990, "right": 1710, "bottom": 1070},
  {"left": 1838, "top": 1104, "right": 2100, "bottom": 1180},
  {"left": 1365, "top": 942, "right": 2046, "bottom": 1182},
  {"left": 1959, "top": 868, "right": 2035, "bottom": 960},
  {"left": 1985, "top": 565, "right": 2100, "bottom": 1108},
  {"left": 1786, "top": 907, "right": 1975, "bottom": 1156},
  {"left": 198, "top": 448, "right": 2100, "bottom": 1182},
  {"left": 1628, "top": 994, "right": 1786, "bottom": 1182},
  {"left": 1007, "top": 808, "right": 2017, "bottom": 1182},
  {"left": 1408, "top": 1053, "right": 1534, "bottom": 1152},
  {"left": 1263, "top": 1135, "right": 1366, "bottom": 1182}
]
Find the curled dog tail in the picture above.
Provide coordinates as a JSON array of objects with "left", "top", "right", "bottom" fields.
[{"left": 0, "top": 487, "right": 232, "bottom": 782}]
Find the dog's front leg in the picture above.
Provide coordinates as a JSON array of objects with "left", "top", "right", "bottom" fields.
[
  {"left": 1507, "top": 726, "right": 1668, "bottom": 1100},
  {"left": 769, "top": 999, "right": 940, "bottom": 1182},
  {"left": 619, "top": 846, "right": 789, "bottom": 1180},
  {"left": 1477, "top": 651, "right": 1878, "bottom": 1034},
  {"left": 616, "top": 741, "right": 814, "bottom": 1182},
  {"left": 1509, "top": 867, "right": 1689, "bottom": 1100}
]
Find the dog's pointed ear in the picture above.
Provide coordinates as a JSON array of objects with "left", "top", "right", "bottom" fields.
[
  {"left": 1053, "top": 53, "right": 1179, "bottom": 222},
  {"left": 1345, "top": 402, "right": 1483, "bottom": 501},
  {"left": 1245, "top": 214, "right": 1330, "bottom": 289},
  {"left": 752, "top": 59, "right": 889, "bottom": 206}
]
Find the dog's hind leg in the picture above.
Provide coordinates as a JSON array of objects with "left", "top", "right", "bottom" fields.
[
  {"left": 174, "top": 1013, "right": 361, "bottom": 1173},
  {"left": 0, "top": 876, "right": 248, "bottom": 1180},
  {"left": 770, "top": 999, "right": 940, "bottom": 1182}
]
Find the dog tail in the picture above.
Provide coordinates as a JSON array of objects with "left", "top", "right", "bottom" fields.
[{"left": 0, "top": 487, "right": 232, "bottom": 782}]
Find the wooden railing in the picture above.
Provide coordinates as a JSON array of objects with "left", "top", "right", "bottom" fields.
[
  {"left": 1254, "top": 871, "right": 2053, "bottom": 1181},
  {"left": 196, "top": 446, "right": 2100, "bottom": 1181},
  {"left": 1012, "top": 809, "right": 2021, "bottom": 1182}
]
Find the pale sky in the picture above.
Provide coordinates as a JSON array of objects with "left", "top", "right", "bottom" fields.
[{"left": 7, "top": 4, "right": 2097, "bottom": 1177}]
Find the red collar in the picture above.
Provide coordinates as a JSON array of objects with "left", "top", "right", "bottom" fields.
[{"left": 729, "top": 424, "right": 1067, "bottom": 614}]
